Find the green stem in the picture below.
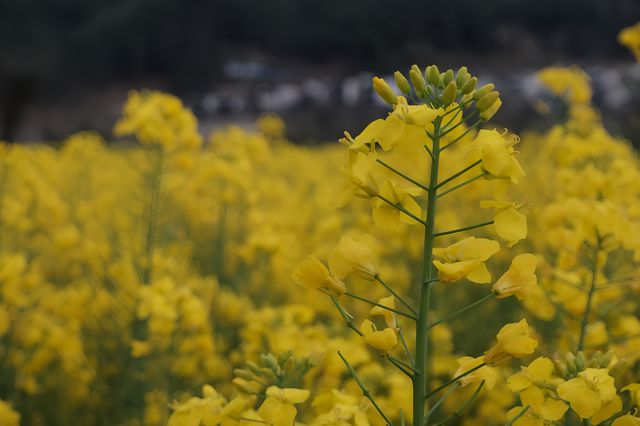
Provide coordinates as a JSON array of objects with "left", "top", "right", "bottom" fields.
[
  {"left": 505, "top": 406, "right": 529, "bottom": 425},
  {"left": 143, "top": 147, "right": 163, "bottom": 284},
  {"left": 330, "top": 296, "right": 363, "bottom": 336},
  {"left": 440, "top": 118, "right": 466, "bottom": 137},
  {"left": 398, "top": 326, "right": 415, "bottom": 368},
  {"left": 436, "top": 160, "right": 482, "bottom": 189},
  {"left": 375, "top": 275, "right": 418, "bottom": 316},
  {"left": 414, "top": 115, "right": 442, "bottom": 426},
  {"left": 424, "top": 362, "right": 486, "bottom": 400},
  {"left": 437, "top": 172, "right": 487, "bottom": 199},
  {"left": 433, "top": 220, "right": 494, "bottom": 237},
  {"left": 377, "top": 159, "right": 430, "bottom": 191},
  {"left": 577, "top": 234, "right": 601, "bottom": 352},
  {"left": 377, "top": 194, "right": 428, "bottom": 227},
  {"left": 387, "top": 355, "right": 415, "bottom": 378},
  {"left": 434, "top": 380, "right": 485, "bottom": 425},
  {"left": 338, "top": 351, "right": 392, "bottom": 426},
  {"left": 425, "top": 383, "right": 459, "bottom": 424},
  {"left": 344, "top": 291, "right": 417, "bottom": 320},
  {"left": 427, "top": 293, "right": 494, "bottom": 330}
]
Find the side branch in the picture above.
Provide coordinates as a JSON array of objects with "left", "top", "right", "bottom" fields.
[{"left": 338, "top": 351, "right": 393, "bottom": 426}]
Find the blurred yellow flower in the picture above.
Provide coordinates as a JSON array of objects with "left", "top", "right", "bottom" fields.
[{"left": 492, "top": 253, "right": 538, "bottom": 300}]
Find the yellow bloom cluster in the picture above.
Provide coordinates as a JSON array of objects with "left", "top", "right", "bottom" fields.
[{"left": 0, "top": 42, "right": 638, "bottom": 426}]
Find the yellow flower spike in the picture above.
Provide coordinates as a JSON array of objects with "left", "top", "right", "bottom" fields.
[
  {"left": 480, "top": 200, "right": 528, "bottom": 247},
  {"left": 473, "top": 129, "right": 525, "bottom": 183},
  {"left": 372, "top": 180, "right": 422, "bottom": 230},
  {"left": 492, "top": 253, "right": 538, "bottom": 300},
  {"left": 329, "top": 234, "right": 379, "bottom": 280},
  {"left": 369, "top": 296, "right": 396, "bottom": 329},
  {"left": 292, "top": 255, "right": 346, "bottom": 296},
  {"left": 432, "top": 237, "right": 500, "bottom": 283},
  {"left": 484, "top": 319, "right": 538, "bottom": 366},
  {"left": 557, "top": 368, "right": 617, "bottom": 419},
  {"left": 360, "top": 319, "right": 397, "bottom": 353},
  {"left": 454, "top": 356, "right": 497, "bottom": 389}
]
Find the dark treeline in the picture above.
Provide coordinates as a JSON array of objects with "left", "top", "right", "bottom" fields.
[{"left": 0, "top": 0, "right": 639, "bottom": 140}]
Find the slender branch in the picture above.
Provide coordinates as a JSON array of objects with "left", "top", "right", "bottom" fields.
[
  {"left": 387, "top": 355, "right": 415, "bottom": 378},
  {"left": 433, "top": 221, "right": 494, "bottom": 238},
  {"left": 577, "top": 233, "right": 601, "bottom": 352},
  {"left": 505, "top": 406, "right": 530, "bottom": 426},
  {"left": 440, "top": 118, "right": 466, "bottom": 137},
  {"left": 441, "top": 108, "right": 463, "bottom": 133},
  {"left": 437, "top": 172, "right": 488, "bottom": 198},
  {"left": 377, "top": 159, "right": 430, "bottom": 191},
  {"left": 436, "top": 160, "right": 482, "bottom": 189},
  {"left": 330, "top": 296, "right": 363, "bottom": 336},
  {"left": 425, "top": 362, "right": 486, "bottom": 400},
  {"left": 424, "top": 143, "right": 434, "bottom": 159},
  {"left": 434, "top": 381, "right": 485, "bottom": 425},
  {"left": 338, "top": 351, "right": 392, "bottom": 426},
  {"left": 375, "top": 275, "right": 418, "bottom": 316},
  {"left": 425, "top": 383, "right": 459, "bottom": 424},
  {"left": 377, "top": 194, "right": 428, "bottom": 227},
  {"left": 344, "top": 291, "right": 417, "bottom": 320},
  {"left": 427, "top": 293, "right": 495, "bottom": 330},
  {"left": 442, "top": 120, "right": 481, "bottom": 151},
  {"left": 397, "top": 326, "right": 415, "bottom": 368}
]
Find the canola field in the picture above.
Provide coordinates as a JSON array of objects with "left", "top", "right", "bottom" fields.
[{"left": 0, "top": 22, "right": 640, "bottom": 426}]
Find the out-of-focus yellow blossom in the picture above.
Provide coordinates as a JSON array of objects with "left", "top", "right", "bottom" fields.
[
  {"left": 292, "top": 255, "right": 346, "bottom": 296},
  {"left": 258, "top": 386, "right": 309, "bottom": 426},
  {"left": 537, "top": 67, "right": 592, "bottom": 105},
  {"left": 329, "top": 234, "right": 379, "bottom": 280},
  {"left": 557, "top": 368, "right": 617, "bottom": 419},
  {"left": 0, "top": 401, "right": 20, "bottom": 426},
  {"left": 492, "top": 253, "right": 538, "bottom": 300},
  {"left": 114, "top": 91, "right": 202, "bottom": 151},
  {"left": 618, "top": 22, "right": 640, "bottom": 61},
  {"left": 432, "top": 237, "right": 500, "bottom": 283},
  {"left": 484, "top": 319, "right": 538, "bottom": 365},
  {"left": 480, "top": 200, "right": 527, "bottom": 247},
  {"left": 372, "top": 180, "right": 422, "bottom": 230},
  {"left": 472, "top": 129, "right": 525, "bottom": 183},
  {"left": 360, "top": 319, "right": 397, "bottom": 353},
  {"left": 369, "top": 296, "right": 397, "bottom": 329},
  {"left": 613, "top": 415, "right": 640, "bottom": 426},
  {"left": 454, "top": 356, "right": 498, "bottom": 389}
]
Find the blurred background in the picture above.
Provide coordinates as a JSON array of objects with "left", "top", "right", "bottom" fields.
[{"left": 1, "top": 0, "right": 639, "bottom": 143}]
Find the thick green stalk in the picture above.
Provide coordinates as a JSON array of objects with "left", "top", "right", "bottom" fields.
[{"left": 414, "top": 116, "right": 442, "bottom": 426}]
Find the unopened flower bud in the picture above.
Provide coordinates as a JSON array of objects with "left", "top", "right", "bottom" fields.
[
  {"left": 246, "top": 361, "right": 262, "bottom": 375},
  {"left": 373, "top": 77, "right": 398, "bottom": 105},
  {"left": 461, "top": 77, "right": 477, "bottom": 95},
  {"left": 589, "top": 351, "right": 603, "bottom": 368},
  {"left": 474, "top": 83, "right": 495, "bottom": 100},
  {"left": 479, "top": 98, "right": 502, "bottom": 121},
  {"left": 234, "top": 368, "right": 254, "bottom": 380},
  {"left": 601, "top": 350, "right": 615, "bottom": 368},
  {"left": 477, "top": 91, "right": 500, "bottom": 112},
  {"left": 426, "top": 65, "right": 440, "bottom": 85},
  {"left": 442, "top": 81, "right": 457, "bottom": 106},
  {"left": 456, "top": 66, "right": 470, "bottom": 86},
  {"left": 394, "top": 71, "right": 411, "bottom": 95},
  {"left": 575, "top": 351, "right": 586, "bottom": 371},
  {"left": 554, "top": 359, "right": 569, "bottom": 379},
  {"left": 409, "top": 69, "right": 426, "bottom": 94},
  {"left": 261, "top": 353, "right": 280, "bottom": 371},
  {"left": 443, "top": 69, "right": 455, "bottom": 86},
  {"left": 233, "top": 378, "right": 262, "bottom": 394},
  {"left": 460, "top": 92, "right": 474, "bottom": 105}
]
